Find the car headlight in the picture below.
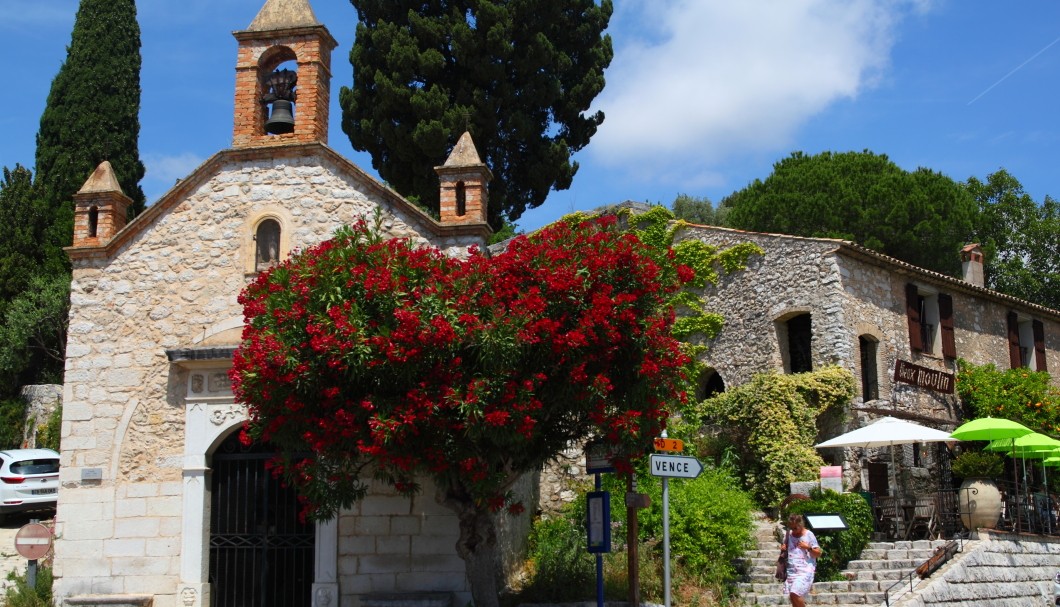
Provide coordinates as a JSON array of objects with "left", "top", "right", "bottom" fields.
[{"left": 1054, "top": 571, "right": 1060, "bottom": 585}]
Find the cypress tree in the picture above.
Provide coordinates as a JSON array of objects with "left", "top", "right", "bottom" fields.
[
  {"left": 0, "top": 165, "right": 49, "bottom": 315},
  {"left": 35, "top": 0, "right": 146, "bottom": 266},
  {"left": 340, "top": 0, "right": 613, "bottom": 229}
]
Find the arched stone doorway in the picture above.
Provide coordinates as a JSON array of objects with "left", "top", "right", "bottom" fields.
[{"left": 175, "top": 356, "right": 338, "bottom": 607}]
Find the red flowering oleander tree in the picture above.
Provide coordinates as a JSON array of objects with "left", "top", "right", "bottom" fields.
[{"left": 229, "top": 215, "right": 693, "bottom": 607}]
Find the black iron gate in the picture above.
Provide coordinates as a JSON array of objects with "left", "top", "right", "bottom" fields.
[{"left": 209, "top": 433, "right": 314, "bottom": 607}]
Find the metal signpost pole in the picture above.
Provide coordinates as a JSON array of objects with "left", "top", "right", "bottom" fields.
[
  {"left": 662, "top": 476, "right": 671, "bottom": 607},
  {"left": 596, "top": 472, "right": 603, "bottom": 607},
  {"left": 649, "top": 435, "right": 701, "bottom": 607}
]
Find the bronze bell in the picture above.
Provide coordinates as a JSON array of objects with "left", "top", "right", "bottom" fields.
[{"left": 265, "top": 100, "right": 295, "bottom": 135}]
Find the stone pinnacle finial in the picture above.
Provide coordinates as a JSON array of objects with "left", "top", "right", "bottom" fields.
[
  {"left": 247, "top": 0, "right": 321, "bottom": 31},
  {"left": 443, "top": 131, "right": 485, "bottom": 167},
  {"left": 77, "top": 161, "right": 125, "bottom": 195}
]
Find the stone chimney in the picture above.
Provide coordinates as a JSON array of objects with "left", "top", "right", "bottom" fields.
[
  {"left": 961, "top": 243, "right": 984, "bottom": 287},
  {"left": 232, "top": 0, "right": 337, "bottom": 148},
  {"left": 71, "top": 161, "right": 133, "bottom": 248},
  {"left": 435, "top": 131, "right": 491, "bottom": 226}
]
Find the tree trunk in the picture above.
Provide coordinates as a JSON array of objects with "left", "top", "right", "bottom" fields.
[{"left": 444, "top": 494, "right": 501, "bottom": 607}]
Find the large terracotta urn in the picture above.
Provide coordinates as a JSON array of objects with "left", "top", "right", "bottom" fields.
[{"left": 958, "top": 478, "right": 1003, "bottom": 530}]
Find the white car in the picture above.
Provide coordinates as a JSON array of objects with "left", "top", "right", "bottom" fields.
[{"left": 0, "top": 449, "right": 60, "bottom": 521}]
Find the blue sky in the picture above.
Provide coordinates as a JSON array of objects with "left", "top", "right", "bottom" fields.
[{"left": 2, "top": 0, "right": 1058, "bottom": 232}]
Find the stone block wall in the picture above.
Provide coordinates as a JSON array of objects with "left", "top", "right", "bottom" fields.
[{"left": 898, "top": 531, "right": 1060, "bottom": 606}]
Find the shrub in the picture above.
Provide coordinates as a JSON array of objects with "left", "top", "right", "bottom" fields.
[
  {"left": 4, "top": 565, "right": 52, "bottom": 607},
  {"left": 518, "top": 511, "right": 596, "bottom": 601},
  {"left": 638, "top": 467, "right": 756, "bottom": 584},
  {"left": 0, "top": 398, "right": 26, "bottom": 449},
  {"left": 951, "top": 449, "right": 1004, "bottom": 480},
  {"left": 956, "top": 359, "right": 1060, "bottom": 434},
  {"left": 513, "top": 467, "right": 755, "bottom": 605},
  {"left": 783, "top": 488, "right": 873, "bottom": 581},
  {"left": 35, "top": 404, "right": 61, "bottom": 452}
]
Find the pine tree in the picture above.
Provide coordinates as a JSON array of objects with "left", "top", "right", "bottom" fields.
[
  {"left": 34, "top": 0, "right": 146, "bottom": 266},
  {"left": 339, "top": 0, "right": 613, "bottom": 229}
]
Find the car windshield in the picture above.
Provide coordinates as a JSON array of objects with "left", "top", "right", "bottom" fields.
[{"left": 10, "top": 459, "right": 59, "bottom": 475}]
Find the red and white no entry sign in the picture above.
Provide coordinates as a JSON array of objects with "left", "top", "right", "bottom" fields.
[{"left": 14, "top": 522, "right": 52, "bottom": 560}]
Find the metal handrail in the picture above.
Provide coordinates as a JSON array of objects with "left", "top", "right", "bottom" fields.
[{"left": 883, "top": 539, "right": 961, "bottom": 607}]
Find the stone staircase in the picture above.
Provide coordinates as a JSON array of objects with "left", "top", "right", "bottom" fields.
[{"left": 735, "top": 513, "right": 949, "bottom": 606}]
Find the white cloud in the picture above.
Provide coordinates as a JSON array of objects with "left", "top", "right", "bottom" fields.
[
  {"left": 142, "top": 152, "right": 206, "bottom": 202},
  {"left": 592, "top": 0, "right": 930, "bottom": 170}
]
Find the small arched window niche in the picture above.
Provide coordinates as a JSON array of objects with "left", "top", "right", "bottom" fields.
[
  {"left": 88, "top": 206, "right": 99, "bottom": 238},
  {"left": 255, "top": 219, "right": 281, "bottom": 272},
  {"left": 455, "top": 181, "right": 467, "bottom": 217},
  {"left": 244, "top": 210, "right": 292, "bottom": 276}
]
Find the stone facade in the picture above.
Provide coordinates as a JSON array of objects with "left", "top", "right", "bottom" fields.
[
  {"left": 677, "top": 225, "right": 1060, "bottom": 496},
  {"left": 54, "top": 3, "right": 498, "bottom": 607}
]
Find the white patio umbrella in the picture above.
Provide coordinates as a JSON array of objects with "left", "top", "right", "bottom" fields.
[{"left": 815, "top": 416, "right": 956, "bottom": 497}]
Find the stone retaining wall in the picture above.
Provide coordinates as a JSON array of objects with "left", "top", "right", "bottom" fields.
[{"left": 896, "top": 531, "right": 1060, "bottom": 606}]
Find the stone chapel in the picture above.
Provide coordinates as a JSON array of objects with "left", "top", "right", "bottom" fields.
[{"left": 53, "top": 1, "right": 514, "bottom": 607}]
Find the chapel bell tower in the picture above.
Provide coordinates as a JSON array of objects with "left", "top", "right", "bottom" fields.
[{"left": 232, "top": 0, "right": 337, "bottom": 148}]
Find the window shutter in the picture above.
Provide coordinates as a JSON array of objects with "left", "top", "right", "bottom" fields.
[
  {"left": 906, "top": 283, "right": 923, "bottom": 352},
  {"left": 1033, "top": 319, "right": 1047, "bottom": 372},
  {"left": 1007, "top": 311, "right": 1021, "bottom": 369},
  {"left": 939, "top": 294, "right": 956, "bottom": 359}
]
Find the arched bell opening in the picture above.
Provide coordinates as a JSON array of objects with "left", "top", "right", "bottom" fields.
[{"left": 258, "top": 47, "right": 298, "bottom": 136}]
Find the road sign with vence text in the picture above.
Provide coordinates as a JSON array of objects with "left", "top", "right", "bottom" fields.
[{"left": 649, "top": 454, "right": 703, "bottom": 479}]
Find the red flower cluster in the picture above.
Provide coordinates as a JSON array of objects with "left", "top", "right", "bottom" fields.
[{"left": 230, "top": 216, "right": 692, "bottom": 518}]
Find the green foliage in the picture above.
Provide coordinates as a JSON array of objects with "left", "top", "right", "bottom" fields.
[
  {"left": 0, "top": 274, "right": 71, "bottom": 388},
  {"left": 615, "top": 205, "right": 762, "bottom": 339},
  {"left": 3, "top": 565, "right": 52, "bottom": 607},
  {"left": 965, "top": 169, "right": 1060, "bottom": 310},
  {"left": 956, "top": 359, "right": 1060, "bottom": 435},
  {"left": 35, "top": 0, "right": 146, "bottom": 266},
  {"left": 671, "top": 193, "right": 728, "bottom": 226},
  {"left": 951, "top": 449, "right": 1004, "bottom": 480},
  {"left": 721, "top": 150, "right": 976, "bottom": 277},
  {"left": 784, "top": 489, "right": 873, "bottom": 581},
  {"left": 694, "top": 367, "right": 856, "bottom": 507},
  {"left": 35, "top": 404, "right": 62, "bottom": 453},
  {"left": 518, "top": 512, "right": 596, "bottom": 601},
  {"left": 0, "top": 399, "right": 26, "bottom": 450},
  {"left": 486, "top": 219, "right": 519, "bottom": 245},
  {"left": 0, "top": 166, "right": 51, "bottom": 315},
  {"left": 638, "top": 467, "right": 755, "bottom": 583},
  {"left": 339, "top": 0, "right": 614, "bottom": 228},
  {"left": 515, "top": 468, "right": 755, "bottom": 604}
]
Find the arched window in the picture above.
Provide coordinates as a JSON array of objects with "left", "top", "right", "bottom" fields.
[
  {"left": 255, "top": 219, "right": 281, "bottom": 272},
  {"left": 88, "top": 206, "right": 99, "bottom": 238}
]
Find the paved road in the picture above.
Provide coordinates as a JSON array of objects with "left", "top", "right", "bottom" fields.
[{"left": 0, "top": 510, "right": 56, "bottom": 591}]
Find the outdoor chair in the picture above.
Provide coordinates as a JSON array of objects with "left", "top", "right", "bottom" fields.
[
  {"left": 905, "top": 496, "right": 937, "bottom": 540},
  {"left": 876, "top": 496, "right": 904, "bottom": 539}
]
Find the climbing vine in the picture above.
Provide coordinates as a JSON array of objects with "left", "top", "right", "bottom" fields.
[{"left": 693, "top": 367, "right": 856, "bottom": 507}]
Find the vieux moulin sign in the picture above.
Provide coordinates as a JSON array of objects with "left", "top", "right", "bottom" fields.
[{"left": 893, "top": 359, "right": 955, "bottom": 394}]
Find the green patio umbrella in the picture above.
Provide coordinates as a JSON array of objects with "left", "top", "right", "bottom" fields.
[{"left": 950, "top": 417, "right": 1033, "bottom": 441}]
